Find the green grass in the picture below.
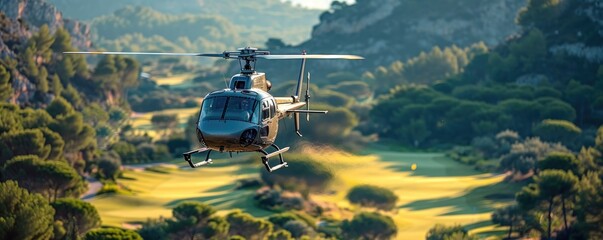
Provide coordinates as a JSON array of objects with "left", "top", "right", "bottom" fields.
[
  {"left": 153, "top": 73, "right": 196, "bottom": 86},
  {"left": 89, "top": 148, "right": 520, "bottom": 239},
  {"left": 129, "top": 107, "right": 199, "bottom": 140}
]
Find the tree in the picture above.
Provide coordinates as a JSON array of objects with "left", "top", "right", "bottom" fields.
[
  {"left": 51, "top": 28, "right": 73, "bottom": 53},
  {"left": 426, "top": 224, "right": 476, "bottom": 240},
  {"left": 565, "top": 81, "right": 596, "bottom": 125},
  {"left": 61, "top": 85, "right": 84, "bottom": 110},
  {"left": 167, "top": 202, "right": 216, "bottom": 239},
  {"left": 46, "top": 97, "right": 74, "bottom": 118},
  {"left": 282, "top": 220, "right": 314, "bottom": 239},
  {"left": 138, "top": 218, "right": 169, "bottom": 240},
  {"left": 110, "top": 141, "right": 137, "bottom": 163},
  {"left": 56, "top": 56, "right": 75, "bottom": 82},
  {"left": 150, "top": 114, "right": 178, "bottom": 136},
  {"left": 51, "top": 74, "right": 63, "bottom": 96},
  {"left": 346, "top": 185, "right": 398, "bottom": 210},
  {"left": 201, "top": 216, "right": 229, "bottom": 240},
  {"left": 83, "top": 103, "right": 110, "bottom": 125},
  {"left": 517, "top": 170, "right": 579, "bottom": 239},
  {"left": 84, "top": 227, "right": 142, "bottom": 240},
  {"left": 39, "top": 127, "right": 65, "bottom": 161},
  {"left": 517, "top": 0, "right": 566, "bottom": 30},
  {"left": 108, "top": 106, "right": 128, "bottom": 124},
  {"left": 0, "top": 181, "right": 55, "bottom": 240},
  {"left": 0, "top": 129, "right": 51, "bottom": 163},
  {"left": 0, "top": 108, "right": 21, "bottom": 134},
  {"left": 595, "top": 125, "right": 603, "bottom": 154},
  {"left": 36, "top": 66, "right": 49, "bottom": 93},
  {"left": 226, "top": 210, "right": 273, "bottom": 240},
  {"left": 499, "top": 137, "right": 569, "bottom": 175},
  {"left": 269, "top": 229, "right": 294, "bottom": 240},
  {"left": 0, "top": 65, "right": 11, "bottom": 101},
  {"left": 51, "top": 198, "right": 101, "bottom": 237},
  {"left": 538, "top": 170, "right": 579, "bottom": 238},
  {"left": 3, "top": 155, "right": 86, "bottom": 201},
  {"left": 492, "top": 205, "right": 527, "bottom": 239},
  {"left": 97, "top": 152, "right": 122, "bottom": 181},
  {"left": 31, "top": 25, "right": 54, "bottom": 62},
  {"left": 539, "top": 152, "right": 581, "bottom": 176},
  {"left": 574, "top": 172, "right": 603, "bottom": 239},
  {"left": 47, "top": 97, "right": 96, "bottom": 162},
  {"left": 533, "top": 119, "right": 581, "bottom": 147},
  {"left": 341, "top": 212, "right": 397, "bottom": 240}
]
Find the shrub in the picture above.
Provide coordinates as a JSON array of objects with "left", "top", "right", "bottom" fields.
[
  {"left": 341, "top": 212, "right": 397, "bottom": 240},
  {"left": 260, "top": 154, "right": 334, "bottom": 194},
  {"left": 426, "top": 224, "right": 476, "bottom": 240},
  {"left": 346, "top": 185, "right": 398, "bottom": 210}
]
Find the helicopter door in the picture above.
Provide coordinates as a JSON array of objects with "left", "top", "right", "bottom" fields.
[{"left": 260, "top": 100, "right": 271, "bottom": 138}]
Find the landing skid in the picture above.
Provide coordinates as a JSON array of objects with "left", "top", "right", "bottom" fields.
[
  {"left": 258, "top": 144, "right": 290, "bottom": 172},
  {"left": 182, "top": 148, "right": 213, "bottom": 168},
  {"left": 182, "top": 144, "right": 290, "bottom": 172}
]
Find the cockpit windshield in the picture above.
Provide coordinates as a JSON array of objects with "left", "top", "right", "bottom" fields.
[{"left": 200, "top": 96, "right": 259, "bottom": 123}]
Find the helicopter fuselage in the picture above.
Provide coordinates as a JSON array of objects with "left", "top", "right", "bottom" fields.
[
  {"left": 195, "top": 72, "right": 298, "bottom": 153},
  {"left": 63, "top": 46, "right": 360, "bottom": 172}
]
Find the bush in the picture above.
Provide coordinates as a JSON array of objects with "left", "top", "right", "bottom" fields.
[
  {"left": 260, "top": 154, "right": 334, "bottom": 194},
  {"left": 347, "top": 185, "right": 398, "bottom": 210},
  {"left": 341, "top": 212, "right": 397, "bottom": 240},
  {"left": 426, "top": 224, "right": 476, "bottom": 240},
  {"left": 84, "top": 227, "right": 142, "bottom": 240}
]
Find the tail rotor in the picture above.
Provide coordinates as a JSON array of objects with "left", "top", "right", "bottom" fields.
[{"left": 305, "top": 72, "right": 311, "bottom": 122}]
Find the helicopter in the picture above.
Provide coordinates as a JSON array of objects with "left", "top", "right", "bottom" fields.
[{"left": 65, "top": 47, "right": 362, "bottom": 172}]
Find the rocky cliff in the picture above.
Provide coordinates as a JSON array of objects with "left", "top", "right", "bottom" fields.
[
  {"left": 0, "top": 0, "right": 91, "bottom": 50},
  {"left": 0, "top": 0, "right": 92, "bottom": 104},
  {"left": 264, "top": 0, "right": 526, "bottom": 80}
]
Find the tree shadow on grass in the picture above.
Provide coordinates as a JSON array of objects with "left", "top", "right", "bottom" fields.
[
  {"left": 463, "top": 220, "right": 493, "bottom": 231},
  {"left": 203, "top": 183, "right": 236, "bottom": 193},
  {"left": 400, "top": 181, "right": 522, "bottom": 216}
]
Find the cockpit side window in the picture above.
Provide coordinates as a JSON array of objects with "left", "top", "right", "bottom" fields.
[
  {"left": 262, "top": 100, "right": 270, "bottom": 121},
  {"left": 269, "top": 99, "right": 276, "bottom": 118}
]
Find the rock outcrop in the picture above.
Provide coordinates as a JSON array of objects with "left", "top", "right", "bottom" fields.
[
  {"left": 0, "top": 0, "right": 91, "bottom": 50},
  {"left": 265, "top": 0, "right": 526, "bottom": 79}
]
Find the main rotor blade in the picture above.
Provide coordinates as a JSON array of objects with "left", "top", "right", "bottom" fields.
[
  {"left": 63, "top": 51, "right": 203, "bottom": 56},
  {"left": 257, "top": 54, "right": 363, "bottom": 60}
]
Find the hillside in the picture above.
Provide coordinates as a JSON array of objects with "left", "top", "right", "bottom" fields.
[
  {"left": 48, "top": 0, "right": 321, "bottom": 45},
  {"left": 262, "top": 0, "right": 525, "bottom": 80},
  {"left": 0, "top": 0, "right": 91, "bottom": 50}
]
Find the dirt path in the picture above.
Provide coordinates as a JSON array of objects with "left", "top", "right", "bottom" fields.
[{"left": 81, "top": 176, "right": 103, "bottom": 200}]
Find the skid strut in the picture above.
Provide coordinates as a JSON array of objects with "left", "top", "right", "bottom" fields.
[
  {"left": 182, "top": 148, "right": 213, "bottom": 168},
  {"left": 259, "top": 144, "right": 290, "bottom": 172}
]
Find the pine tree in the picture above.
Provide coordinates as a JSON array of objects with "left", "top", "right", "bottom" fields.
[
  {"left": 0, "top": 65, "right": 11, "bottom": 101},
  {"left": 51, "top": 74, "right": 63, "bottom": 96},
  {"left": 37, "top": 66, "right": 49, "bottom": 93},
  {"left": 32, "top": 25, "right": 54, "bottom": 62}
]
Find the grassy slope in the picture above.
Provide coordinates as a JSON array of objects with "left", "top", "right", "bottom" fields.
[
  {"left": 153, "top": 73, "right": 196, "bottom": 86},
  {"left": 89, "top": 148, "right": 520, "bottom": 239},
  {"left": 129, "top": 107, "right": 199, "bottom": 140}
]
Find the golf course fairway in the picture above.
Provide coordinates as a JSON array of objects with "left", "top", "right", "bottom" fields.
[{"left": 88, "top": 148, "right": 521, "bottom": 239}]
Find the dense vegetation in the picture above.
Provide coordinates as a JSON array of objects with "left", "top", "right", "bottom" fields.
[{"left": 50, "top": 0, "right": 320, "bottom": 45}]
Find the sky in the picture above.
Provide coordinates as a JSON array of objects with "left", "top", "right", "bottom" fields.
[{"left": 284, "top": 0, "right": 355, "bottom": 9}]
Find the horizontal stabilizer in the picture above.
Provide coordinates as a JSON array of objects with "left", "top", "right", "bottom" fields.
[{"left": 286, "top": 110, "right": 328, "bottom": 114}]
